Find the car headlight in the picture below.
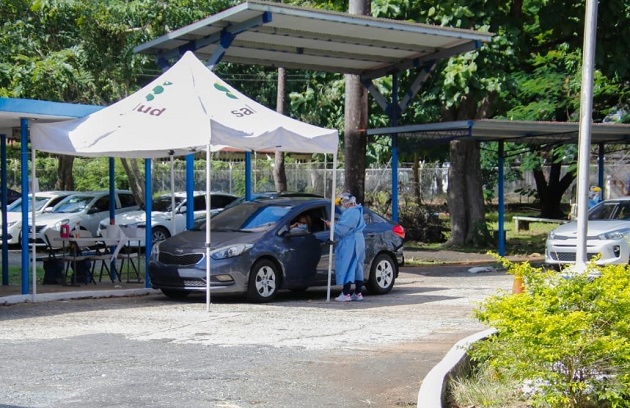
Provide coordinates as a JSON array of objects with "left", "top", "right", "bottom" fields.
[
  {"left": 597, "top": 228, "right": 630, "bottom": 240},
  {"left": 210, "top": 244, "right": 253, "bottom": 260},
  {"left": 7, "top": 221, "right": 18, "bottom": 227},
  {"left": 548, "top": 231, "right": 556, "bottom": 240},
  {"left": 53, "top": 219, "right": 71, "bottom": 230}
]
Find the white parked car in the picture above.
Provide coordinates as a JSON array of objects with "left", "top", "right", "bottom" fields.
[
  {"left": 98, "top": 191, "right": 237, "bottom": 246},
  {"left": 546, "top": 197, "right": 630, "bottom": 267},
  {"left": 28, "top": 190, "right": 139, "bottom": 245},
  {"left": 0, "top": 191, "right": 76, "bottom": 245}
]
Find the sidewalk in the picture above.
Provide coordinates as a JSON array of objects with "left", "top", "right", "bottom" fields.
[{"left": 404, "top": 246, "right": 545, "bottom": 265}]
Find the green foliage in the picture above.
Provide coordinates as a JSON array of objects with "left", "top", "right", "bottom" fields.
[{"left": 472, "top": 261, "right": 630, "bottom": 407}]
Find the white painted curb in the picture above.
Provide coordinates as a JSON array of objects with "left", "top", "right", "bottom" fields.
[
  {"left": 0, "top": 288, "right": 159, "bottom": 305},
  {"left": 417, "top": 328, "right": 497, "bottom": 408}
]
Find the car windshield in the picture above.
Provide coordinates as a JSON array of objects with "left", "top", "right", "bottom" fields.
[
  {"left": 193, "top": 203, "right": 292, "bottom": 231},
  {"left": 152, "top": 195, "right": 185, "bottom": 212},
  {"left": 52, "top": 195, "right": 94, "bottom": 213},
  {"left": 588, "top": 201, "right": 630, "bottom": 221},
  {"left": 7, "top": 196, "right": 49, "bottom": 212}
]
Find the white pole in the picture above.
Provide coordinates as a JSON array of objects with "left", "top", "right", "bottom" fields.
[
  {"left": 326, "top": 152, "right": 338, "bottom": 302},
  {"left": 575, "top": 0, "right": 598, "bottom": 271},
  {"left": 30, "top": 147, "right": 37, "bottom": 300},
  {"left": 206, "top": 144, "right": 212, "bottom": 311}
]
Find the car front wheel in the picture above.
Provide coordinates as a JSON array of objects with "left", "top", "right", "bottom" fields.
[
  {"left": 366, "top": 253, "right": 396, "bottom": 295},
  {"left": 247, "top": 259, "right": 280, "bottom": 303},
  {"left": 152, "top": 226, "right": 170, "bottom": 243}
]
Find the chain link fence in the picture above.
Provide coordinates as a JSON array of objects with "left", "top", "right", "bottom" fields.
[{"left": 5, "top": 157, "right": 627, "bottom": 205}]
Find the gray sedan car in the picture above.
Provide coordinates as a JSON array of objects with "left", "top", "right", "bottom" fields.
[{"left": 148, "top": 197, "right": 405, "bottom": 302}]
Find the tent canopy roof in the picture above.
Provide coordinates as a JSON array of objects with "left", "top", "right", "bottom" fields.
[
  {"left": 133, "top": 0, "right": 493, "bottom": 79},
  {"left": 29, "top": 52, "right": 338, "bottom": 159}
]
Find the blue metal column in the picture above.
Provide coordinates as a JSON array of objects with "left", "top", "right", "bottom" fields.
[
  {"left": 144, "top": 159, "right": 152, "bottom": 287},
  {"left": 391, "top": 74, "right": 399, "bottom": 221},
  {"left": 497, "top": 140, "right": 505, "bottom": 256},
  {"left": 186, "top": 155, "right": 194, "bottom": 229},
  {"left": 20, "top": 118, "right": 29, "bottom": 294},
  {"left": 1, "top": 133, "right": 7, "bottom": 285},
  {"left": 245, "top": 152, "right": 252, "bottom": 200}
]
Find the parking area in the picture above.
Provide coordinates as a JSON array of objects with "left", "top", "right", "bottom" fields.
[{"left": 0, "top": 264, "right": 512, "bottom": 408}]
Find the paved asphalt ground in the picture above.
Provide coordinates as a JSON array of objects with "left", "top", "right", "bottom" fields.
[{"left": 0, "top": 248, "right": 540, "bottom": 407}]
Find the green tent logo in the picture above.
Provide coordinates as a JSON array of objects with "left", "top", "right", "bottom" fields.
[
  {"left": 214, "top": 83, "right": 237, "bottom": 99},
  {"left": 146, "top": 81, "right": 173, "bottom": 101}
]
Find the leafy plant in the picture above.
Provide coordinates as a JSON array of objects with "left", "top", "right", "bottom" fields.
[{"left": 471, "top": 260, "right": 630, "bottom": 408}]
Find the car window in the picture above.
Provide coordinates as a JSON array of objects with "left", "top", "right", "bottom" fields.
[
  {"left": 613, "top": 202, "right": 630, "bottom": 220},
  {"left": 53, "top": 195, "right": 94, "bottom": 213},
  {"left": 8, "top": 196, "right": 48, "bottom": 212},
  {"left": 241, "top": 206, "right": 290, "bottom": 230},
  {"left": 118, "top": 193, "right": 138, "bottom": 209},
  {"left": 193, "top": 195, "right": 207, "bottom": 211},
  {"left": 589, "top": 201, "right": 626, "bottom": 220},
  {"left": 210, "top": 194, "right": 236, "bottom": 209},
  {"left": 92, "top": 196, "right": 110, "bottom": 213},
  {"left": 152, "top": 195, "right": 179, "bottom": 212},
  {"left": 197, "top": 203, "right": 291, "bottom": 231}
]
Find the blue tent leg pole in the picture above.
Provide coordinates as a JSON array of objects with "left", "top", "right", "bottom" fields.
[
  {"left": 245, "top": 152, "right": 252, "bottom": 200},
  {"left": 20, "top": 118, "right": 29, "bottom": 295},
  {"left": 186, "top": 154, "right": 194, "bottom": 229},
  {"left": 1, "top": 134, "right": 7, "bottom": 286},
  {"left": 497, "top": 140, "right": 505, "bottom": 256}
]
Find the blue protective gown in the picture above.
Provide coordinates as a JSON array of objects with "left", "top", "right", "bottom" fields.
[{"left": 333, "top": 204, "right": 366, "bottom": 285}]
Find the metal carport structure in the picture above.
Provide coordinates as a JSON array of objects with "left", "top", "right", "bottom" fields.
[
  {"left": 133, "top": 0, "right": 494, "bottom": 225},
  {"left": 367, "top": 119, "right": 630, "bottom": 255},
  {"left": 3, "top": 0, "right": 493, "bottom": 296}
]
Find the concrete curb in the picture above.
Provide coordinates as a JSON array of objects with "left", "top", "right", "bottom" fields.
[
  {"left": 0, "top": 288, "right": 159, "bottom": 305},
  {"left": 417, "top": 328, "right": 497, "bottom": 407}
]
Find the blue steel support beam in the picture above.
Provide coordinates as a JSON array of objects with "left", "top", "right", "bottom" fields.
[
  {"left": 20, "top": 118, "right": 29, "bottom": 295},
  {"left": 1, "top": 134, "right": 7, "bottom": 285},
  {"left": 245, "top": 152, "right": 252, "bottom": 200},
  {"left": 497, "top": 140, "right": 505, "bottom": 256},
  {"left": 391, "top": 73, "right": 399, "bottom": 222},
  {"left": 186, "top": 155, "right": 195, "bottom": 229}
]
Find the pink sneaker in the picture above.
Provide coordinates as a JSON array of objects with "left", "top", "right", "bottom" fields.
[
  {"left": 351, "top": 293, "right": 364, "bottom": 301},
  {"left": 335, "top": 293, "right": 352, "bottom": 302}
]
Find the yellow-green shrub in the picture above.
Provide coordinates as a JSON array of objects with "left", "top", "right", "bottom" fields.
[{"left": 472, "top": 260, "right": 630, "bottom": 408}]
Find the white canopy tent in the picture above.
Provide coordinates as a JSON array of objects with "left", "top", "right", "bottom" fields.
[{"left": 30, "top": 51, "right": 339, "bottom": 308}]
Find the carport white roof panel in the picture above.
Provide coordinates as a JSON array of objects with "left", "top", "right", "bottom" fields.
[
  {"left": 133, "top": 0, "right": 493, "bottom": 78},
  {"left": 367, "top": 119, "right": 630, "bottom": 145},
  {"left": 0, "top": 98, "right": 102, "bottom": 138}
]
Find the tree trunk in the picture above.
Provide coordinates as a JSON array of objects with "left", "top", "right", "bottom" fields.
[
  {"left": 121, "top": 158, "right": 145, "bottom": 209},
  {"left": 533, "top": 159, "right": 575, "bottom": 218},
  {"left": 446, "top": 139, "right": 490, "bottom": 247},
  {"left": 274, "top": 67, "right": 288, "bottom": 192},
  {"left": 343, "top": 0, "right": 370, "bottom": 203},
  {"left": 56, "top": 155, "right": 74, "bottom": 190}
]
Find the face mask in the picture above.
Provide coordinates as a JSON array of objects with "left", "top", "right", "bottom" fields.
[{"left": 297, "top": 223, "right": 307, "bottom": 230}]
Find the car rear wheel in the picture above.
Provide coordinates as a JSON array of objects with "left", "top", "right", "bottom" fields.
[
  {"left": 152, "top": 226, "right": 170, "bottom": 243},
  {"left": 161, "top": 289, "right": 190, "bottom": 299},
  {"left": 247, "top": 259, "right": 279, "bottom": 303},
  {"left": 366, "top": 253, "right": 396, "bottom": 295}
]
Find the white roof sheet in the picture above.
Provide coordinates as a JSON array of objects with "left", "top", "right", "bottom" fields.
[{"left": 133, "top": 0, "right": 493, "bottom": 79}]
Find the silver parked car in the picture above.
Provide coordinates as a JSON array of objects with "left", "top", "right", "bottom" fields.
[
  {"left": 546, "top": 197, "right": 630, "bottom": 267},
  {"left": 149, "top": 197, "right": 405, "bottom": 302},
  {"left": 28, "top": 190, "right": 139, "bottom": 245}
]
